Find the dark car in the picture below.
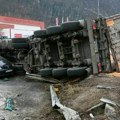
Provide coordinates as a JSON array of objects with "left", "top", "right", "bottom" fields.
[{"left": 0, "top": 56, "right": 14, "bottom": 78}]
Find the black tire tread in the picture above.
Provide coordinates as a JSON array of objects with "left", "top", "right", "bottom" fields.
[
  {"left": 12, "top": 43, "right": 29, "bottom": 49},
  {"left": 61, "top": 21, "right": 82, "bottom": 33},
  {"left": 67, "top": 67, "right": 87, "bottom": 77},
  {"left": 34, "top": 30, "right": 46, "bottom": 38},
  {"left": 12, "top": 38, "right": 28, "bottom": 43},
  {"left": 47, "top": 26, "right": 61, "bottom": 36},
  {"left": 52, "top": 68, "right": 67, "bottom": 78},
  {"left": 40, "top": 68, "right": 53, "bottom": 77}
]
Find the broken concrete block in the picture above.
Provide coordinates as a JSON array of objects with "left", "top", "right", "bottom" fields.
[
  {"left": 100, "top": 98, "right": 117, "bottom": 106},
  {"left": 105, "top": 104, "right": 118, "bottom": 120}
]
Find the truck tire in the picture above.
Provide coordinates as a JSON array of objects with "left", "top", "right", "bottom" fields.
[
  {"left": 61, "top": 21, "right": 83, "bottom": 33},
  {"left": 12, "top": 38, "right": 28, "bottom": 43},
  {"left": 52, "top": 68, "right": 67, "bottom": 78},
  {"left": 67, "top": 67, "right": 87, "bottom": 77},
  {"left": 12, "top": 43, "right": 29, "bottom": 49},
  {"left": 40, "top": 68, "right": 53, "bottom": 77},
  {"left": 34, "top": 30, "right": 46, "bottom": 38},
  {"left": 46, "top": 26, "right": 61, "bottom": 36}
]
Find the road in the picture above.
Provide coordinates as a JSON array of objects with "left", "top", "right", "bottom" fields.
[
  {"left": 0, "top": 76, "right": 51, "bottom": 120},
  {"left": 0, "top": 73, "right": 119, "bottom": 120}
]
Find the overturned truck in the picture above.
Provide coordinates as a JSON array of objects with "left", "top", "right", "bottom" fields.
[
  {"left": 25, "top": 19, "right": 112, "bottom": 78},
  {"left": 2, "top": 15, "right": 120, "bottom": 78}
]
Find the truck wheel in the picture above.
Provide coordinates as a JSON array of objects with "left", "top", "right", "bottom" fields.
[
  {"left": 46, "top": 26, "right": 61, "bottom": 36},
  {"left": 40, "top": 68, "right": 53, "bottom": 77},
  {"left": 12, "top": 43, "right": 29, "bottom": 49},
  {"left": 34, "top": 30, "right": 46, "bottom": 38},
  {"left": 61, "top": 21, "right": 83, "bottom": 33},
  {"left": 52, "top": 68, "right": 67, "bottom": 78},
  {"left": 67, "top": 67, "right": 87, "bottom": 77},
  {"left": 12, "top": 38, "right": 28, "bottom": 43}
]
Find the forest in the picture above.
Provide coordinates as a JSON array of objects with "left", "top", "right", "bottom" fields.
[{"left": 0, "top": 0, "right": 120, "bottom": 26}]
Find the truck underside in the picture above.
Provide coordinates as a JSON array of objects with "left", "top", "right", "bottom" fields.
[
  {"left": 1, "top": 16, "right": 120, "bottom": 78},
  {"left": 25, "top": 19, "right": 112, "bottom": 78}
]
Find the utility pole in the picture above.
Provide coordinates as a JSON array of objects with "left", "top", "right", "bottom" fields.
[{"left": 98, "top": 0, "right": 100, "bottom": 18}]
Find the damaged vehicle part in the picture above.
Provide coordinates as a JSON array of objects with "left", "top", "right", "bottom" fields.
[
  {"left": 0, "top": 56, "right": 14, "bottom": 78},
  {"left": 100, "top": 98, "right": 120, "bottom": 107},
  {"left": 105, "top": 104, "right": 120, "bottom": 120},
  {"left": 50, "top": 85, "right": 81, "bottom": 120}
]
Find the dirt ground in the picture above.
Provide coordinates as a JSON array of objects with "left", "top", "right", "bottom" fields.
[
  {"left": 0, "top": 73, "right": 120, "bottom": 120},
  {"left": 58, "top": 73, "right": 120, "bottom": 119}
]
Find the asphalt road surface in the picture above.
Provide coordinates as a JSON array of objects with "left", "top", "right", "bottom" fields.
[{"left": 0, "top": 76, "right": 51, "bottom": 120}]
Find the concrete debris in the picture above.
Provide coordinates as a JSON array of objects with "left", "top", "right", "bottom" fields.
[
  {"left": 105, "top": 104, "right": 118, "bottom": 120},
  {"left": 50, "top": 85, "right": 81, "bottom": 120},
  {"left": 96, "top": 85, "right": 116, "bottom": 89},
  {"left": 100, "top": 98, "right": 120, "bottom": 107},
  {"left": 26, "top": 73, "right": 59, "bottom": 84},
  {"left": 86, "top": 102, "right": 105, "bottom": 112},
  {"left": 57, "top": 103, "right": 81, "bottom": 120}
]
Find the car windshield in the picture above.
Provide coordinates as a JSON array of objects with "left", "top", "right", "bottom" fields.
[
  {"left": 0, "top": 61, "right": 6, "bottom": 67},
  {"left": 0, "top": 56, "right": 11, "bottom": 67}
]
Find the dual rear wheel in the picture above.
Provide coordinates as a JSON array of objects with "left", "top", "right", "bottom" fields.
[{"left": 40, "top": 67, "right": 90, "bottom": 78}]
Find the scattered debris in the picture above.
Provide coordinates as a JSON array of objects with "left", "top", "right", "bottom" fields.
[
  {"left": 96, "top": 85, "right": 116, "bottom": 89},
  {"left": 26, "top": 73, "right": 60, "bottom": 84},
  {"left": 50, "top": 85, "right": 60, "bottom": 108},
  {"left": 5, "top": 98, "right": 14, "bottom": 111},
  {"left": 86, "top": 102, "right": 105, "bottom": 112},
  {"left": 68, "top": 78, "right": 81, "bottom": 84},
  {"left": 89, "top": 113, "right": 95, "bottom": 119},
  {"left": 50, "top": 85, "right": 81, "bottom": 120},
  {"left": 100, "top": 98, "right": 120, "bottom": 107},
  {"left": 105, "top": 104, "right": 118, "bottom": 120}
]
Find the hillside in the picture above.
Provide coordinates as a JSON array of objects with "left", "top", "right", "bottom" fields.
[{"left": 0, "top": 0, "right": 120, "bottom": 26}]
